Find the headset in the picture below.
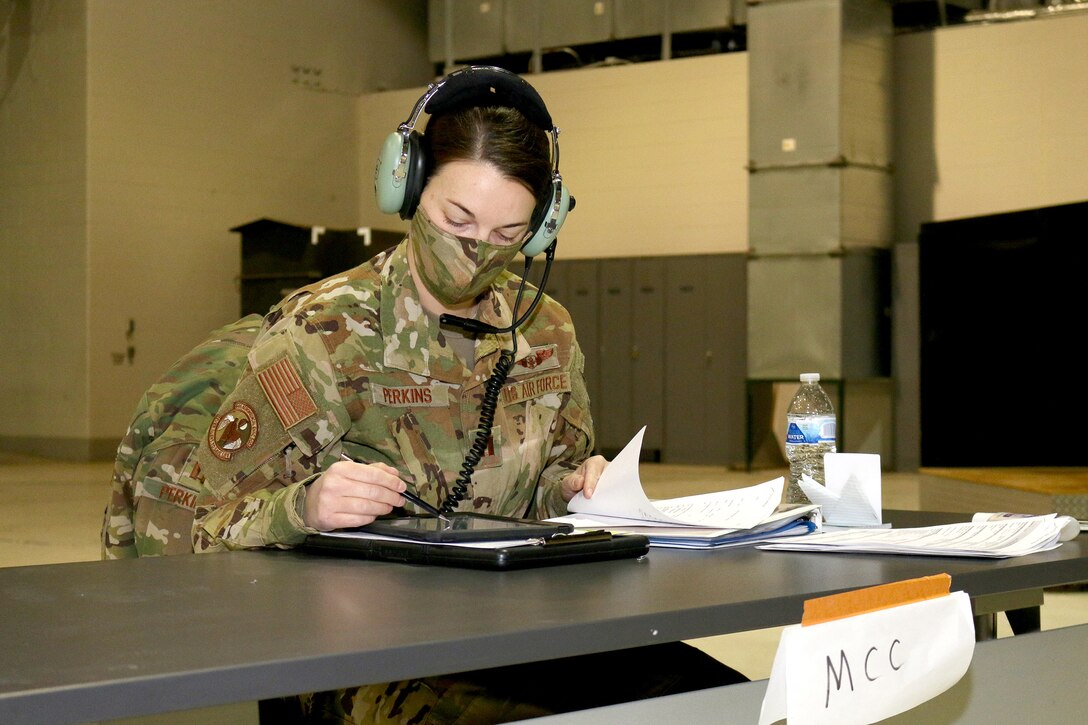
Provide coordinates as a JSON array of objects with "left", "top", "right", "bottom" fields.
[{"left": 373, "top": 65, "right": 572, "bottom": 258}]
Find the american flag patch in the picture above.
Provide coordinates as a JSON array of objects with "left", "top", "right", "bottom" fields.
[{"left": 257, "top": 357, "right": 318, "bottom": 429}]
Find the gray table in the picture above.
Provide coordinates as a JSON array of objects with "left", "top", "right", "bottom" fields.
[
  {"left": 2, "top": 511, "right": 1085, "bottom": 724},
  {"left": 533, "top": 623, "right": 1088, "bottom": 724}
]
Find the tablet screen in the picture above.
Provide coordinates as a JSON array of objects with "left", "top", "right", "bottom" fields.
[{"left": 358, "top": 513, "right": 572, "bottom": 543}]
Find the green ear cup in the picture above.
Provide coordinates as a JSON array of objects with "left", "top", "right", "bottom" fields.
[
  {"left": 374, "top": 131, "right": 408, "bottom": 215},
  {"left": 522, "top": 182, "right": 571, "bottom": 257}
]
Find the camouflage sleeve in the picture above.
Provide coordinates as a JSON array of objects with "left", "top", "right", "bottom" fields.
[
  {"left": 535, "top": 338, "right": 595, "bottom": 519},
  {"left": 191, "top": 321, "right": 348, "bottom": 553},
  {"left": 100, "top": 394, "right": 153, "bottom": 559},
  {"left": 193, "top": 471, "right": 316, "bottom": 553}
]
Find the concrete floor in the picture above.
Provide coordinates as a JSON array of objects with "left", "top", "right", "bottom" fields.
[{"left": 2, "top": 453, "right": 1085, "bottom": 723}]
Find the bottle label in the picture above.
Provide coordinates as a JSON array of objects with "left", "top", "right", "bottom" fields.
[{"left": 786, "top": 416, "right": 836, "bottom": 445}]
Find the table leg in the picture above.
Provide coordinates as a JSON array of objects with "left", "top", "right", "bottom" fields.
[
  {"left": 974, "top": 613, "right": 997, "bottom": 642},
  {"left": 1004, "top": 605, "right": 1041, "bottom": 635}
]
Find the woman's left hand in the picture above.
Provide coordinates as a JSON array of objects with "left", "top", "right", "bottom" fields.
[{"left": 560, "top": 455, "right": 609, "bottom": 502}]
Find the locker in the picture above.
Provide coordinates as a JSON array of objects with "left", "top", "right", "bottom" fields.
[
  {"left": 664, "top": 254, "right": 747, "bottom": 466},
  {"left": 597, "top": 258, "right": 634, "bottom": 457}
]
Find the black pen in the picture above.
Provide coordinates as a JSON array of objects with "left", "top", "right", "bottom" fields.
[{"left": 339, "top": 453, "right": 449, "bottom": 521}]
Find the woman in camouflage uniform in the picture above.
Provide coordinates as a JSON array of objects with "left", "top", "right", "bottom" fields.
[{"left": 105, "top": 66, "right": 746, "bottom": 723}]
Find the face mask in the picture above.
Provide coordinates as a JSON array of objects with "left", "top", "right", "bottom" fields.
[{"left": 410, "top": 206, "right": 523, "bottom": 307}]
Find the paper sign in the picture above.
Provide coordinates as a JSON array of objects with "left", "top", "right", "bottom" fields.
[{"left": 759, "top": 586, "right": 974, "bottom": 725}]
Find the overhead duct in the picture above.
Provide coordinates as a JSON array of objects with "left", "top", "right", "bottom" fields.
[{"left": 746, "top": 0, "right": 894, "bottom": 459}]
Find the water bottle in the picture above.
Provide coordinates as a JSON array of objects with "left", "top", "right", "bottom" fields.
[{"left": 784, "top": 372, "right": 837, "bottom": 505}]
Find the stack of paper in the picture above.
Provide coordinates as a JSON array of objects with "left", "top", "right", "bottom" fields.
[
  {"left": 757, "top": 515, "right": 1071, "bottom": 558},
  {"left": 549, "top": 426, "right": 820, "bottom": 549}
]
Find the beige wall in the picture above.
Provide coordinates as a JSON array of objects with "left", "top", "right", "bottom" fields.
[
  {"left": 0, "top": 0, "right": 89, "bottom": 444},
  {"left": 358, "top": 53, "right": 751, "bottom": 259},
  {"left": 894, "top": 13, "right": 1088, "bottom": 242},
  {"left": 0, "top": 0, "right": 430, "bottom": 458}
]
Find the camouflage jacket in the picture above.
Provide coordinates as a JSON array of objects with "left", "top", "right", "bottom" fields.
[
  {"left": 100, "top": 314, "right": 264, "bottom": 558},
  {"left": 190, "top": 240, "right": 595, "bottom": 552}
]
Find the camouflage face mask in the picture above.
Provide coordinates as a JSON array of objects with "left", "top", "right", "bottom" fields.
[{"left": 410, "top": 206, "right": 523, "bottom": 307}]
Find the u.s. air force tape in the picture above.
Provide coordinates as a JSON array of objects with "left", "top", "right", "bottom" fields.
[{"left": 501, "top": 372, "right": 571, "bottom": 406}]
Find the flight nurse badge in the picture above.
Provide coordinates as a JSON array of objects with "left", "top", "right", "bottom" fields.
[{"left": 207, "top": 401, "right": 259, "bottom": 461}]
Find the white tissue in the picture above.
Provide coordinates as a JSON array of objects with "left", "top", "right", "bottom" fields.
[{"left": 798, "top": 453, "right": 882, "bottom": 527}]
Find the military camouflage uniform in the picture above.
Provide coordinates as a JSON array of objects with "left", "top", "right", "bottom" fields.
[
  {"left": 100, "top": 314, "right": 263, "bottom": 559},
  {"left": 187, "top": 239, "right": 593, "bottom": 553}
]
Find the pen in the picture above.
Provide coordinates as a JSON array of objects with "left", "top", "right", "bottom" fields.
[{"left": 339, "top": 453, "right": 449, "bottom": 522}]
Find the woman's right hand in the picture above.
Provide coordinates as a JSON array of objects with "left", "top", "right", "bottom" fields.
[{"left": 303, "top": 460, "right": 407, "bottom": 531}]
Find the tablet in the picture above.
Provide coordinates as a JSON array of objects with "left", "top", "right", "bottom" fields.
[
  {"left": 300, "top": 530, "right": 651, "bottom": 571},
  {"left": 355, "top": 513, "right": 573, "bottom": 543}
]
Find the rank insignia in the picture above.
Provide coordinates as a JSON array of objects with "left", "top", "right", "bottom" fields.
[{"left": 207, "top": 402, "right": 259, "bottom": 461}]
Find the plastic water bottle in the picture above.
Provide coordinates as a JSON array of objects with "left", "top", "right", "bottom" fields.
[{"left": 785, "top": 372, "right": 837, "bottom": 505}]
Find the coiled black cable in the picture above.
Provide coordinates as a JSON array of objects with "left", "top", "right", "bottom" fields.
[
  {"left": 437, "top": 247, "right": 550, "bottom": 514},
  {"left": 440, "top": 348, "right": 515, "bottom": 514}
]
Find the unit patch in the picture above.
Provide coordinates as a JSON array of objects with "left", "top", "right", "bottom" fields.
[
  {"left": 207, "top": 401, "right": 259, "bottom": 461},
  {"left": 511, "top": 344, "right": 559, "bottom": 375},
  {"left": 500, "top": 371, "right": 571, "bottom": 406},
  {"left": 371, "top": 383, "right": 450, "bottom": 407},
  {"left": 257, "top": 357, "right": 318, "bottom": 429}
]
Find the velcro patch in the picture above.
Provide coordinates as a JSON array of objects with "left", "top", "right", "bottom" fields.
[
  {"left": 500, "top": 371, "right": 571, "bottom": 406},
  {"left": 371, "top": 383, "right": 450, "bottom": 407},
  {"left": 207, "top": 401, "right": 260, "bottom": 461},
  {"left": 512, "top": 344, "right": 560, "bottom": 375},
  {"left": 467, "top": 425, "right": 503, "bottom": 470},
  {"left": 257, "top": 357, "right": 318, "bottom": 429}
]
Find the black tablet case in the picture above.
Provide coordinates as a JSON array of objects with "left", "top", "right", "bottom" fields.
[{"left": 301, "top": 532, "right": 650, "bottom": 570}]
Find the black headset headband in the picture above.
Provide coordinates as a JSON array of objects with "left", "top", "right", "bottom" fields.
[{"left": 409, "top": 66, "right": 554, "bottom": 133}]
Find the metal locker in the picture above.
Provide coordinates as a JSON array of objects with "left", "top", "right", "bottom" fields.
[
  {"left": 631, "top": 259, "right": 665, "bottom": 458},
  {"left": 596, "top": 258, "right": 633, "bottom": 457},
  {"left": 541, "top": 258, "right": 569, "bottom": 307},
  {"left": 559, "top": 260, "right": 603, "bottom": 452},
  {"left": 664, "top": 254, "right": 747, "bottom": 466}
]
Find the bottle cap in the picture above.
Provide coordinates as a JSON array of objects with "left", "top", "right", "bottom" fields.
[{"left": 800, "top": 372, "right": 820, "bottom": 383}]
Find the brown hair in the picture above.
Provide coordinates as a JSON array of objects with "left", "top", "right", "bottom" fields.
[{"left": 422, "top": 106, "right": 552, "bottom": 205}]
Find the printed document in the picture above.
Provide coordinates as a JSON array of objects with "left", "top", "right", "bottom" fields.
[{"left": 758, "top": 516, "right": 1069, "bottom": 558}]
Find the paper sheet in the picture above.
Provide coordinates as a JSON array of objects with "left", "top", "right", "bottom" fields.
[
  {"left": 758, "top": 516, "right": 1067, "bottom": 558},
  {"left": 567, "top": 426, "right": 784, "bottom": 529},
  {"left": 972, "top": 512, "right": 1080, "bottom": 542}
]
